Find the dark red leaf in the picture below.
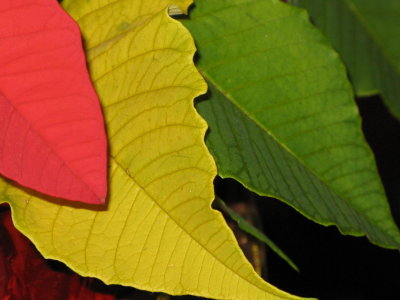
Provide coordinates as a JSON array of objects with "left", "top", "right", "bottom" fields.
[
  {"left": 0, "top": 205, "right": 115, "bottom": 300},
  {"left": 0, "top": 0, "right": 107, "bottom": 204}
]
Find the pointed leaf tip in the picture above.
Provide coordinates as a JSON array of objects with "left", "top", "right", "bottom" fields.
[{"left": 0, "top": 0, "right": 108, "bottom": 205}]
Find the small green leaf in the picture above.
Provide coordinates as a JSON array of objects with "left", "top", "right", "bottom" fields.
[
  {"left": 216, "top": 198, "right": 299, "bottom": 272},
  {"left": 291, "top": 0, "right": 400, "bottom": 118},
  {"left": 182, "top": 0, "right": 400, "bottom": 248}
]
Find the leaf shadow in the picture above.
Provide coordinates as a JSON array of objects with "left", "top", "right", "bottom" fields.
[{"left": 4, "top": 178, "right": 110, "bottom": 212}]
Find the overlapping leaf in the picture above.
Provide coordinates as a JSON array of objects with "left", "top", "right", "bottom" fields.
[
  {"left": 0, "top": 0, "right": 311, "bottom": 299},
  {"left": 291, "top": 0, "right": 400, "bottom": 118},
  {"left": 182, "top": 0, "right": 400, "bottom": 248},
  {"left": 0, "top": 0, "right": 107, "bottom": 204}
]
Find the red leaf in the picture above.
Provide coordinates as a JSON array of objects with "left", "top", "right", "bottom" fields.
[
  {"left": 0, "top": 0, "right": 107, "bottom": 204},
  {"left": 0, "top": 205, "right": 115, "bottom": 300}
]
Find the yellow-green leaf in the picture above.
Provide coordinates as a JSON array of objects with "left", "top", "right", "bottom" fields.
[{"left": 0, "top": 1, "right": 312, "bottom": 300}]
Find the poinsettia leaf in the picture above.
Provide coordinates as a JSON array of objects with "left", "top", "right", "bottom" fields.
[{"left": 0, "top": 0, "right": 108, "bottom": 204}]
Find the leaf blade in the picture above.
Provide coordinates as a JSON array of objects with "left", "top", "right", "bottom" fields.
[
  {"left": 0, "top": 0, "right": 108, "bottom": 204},
  {"left": 183, "top": 0, "right": 400, "bottom": 248}
]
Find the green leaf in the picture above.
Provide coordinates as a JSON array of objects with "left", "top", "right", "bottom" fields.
[
  {"left": 0, "top": 1, "right": 312, "bottom": 299},
  {"left": 216, "top": 198, "right": 299, "bottom": 272},
  {"left": 182, "top": 0, "right": 400, "bottom": 248},
  {"left": 290, "top": 0, "right": 400, "bottom": 118}
]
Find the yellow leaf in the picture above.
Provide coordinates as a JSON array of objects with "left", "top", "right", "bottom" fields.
[{"left": 0, "top": 1, "right": 313, "bottom": 299}]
